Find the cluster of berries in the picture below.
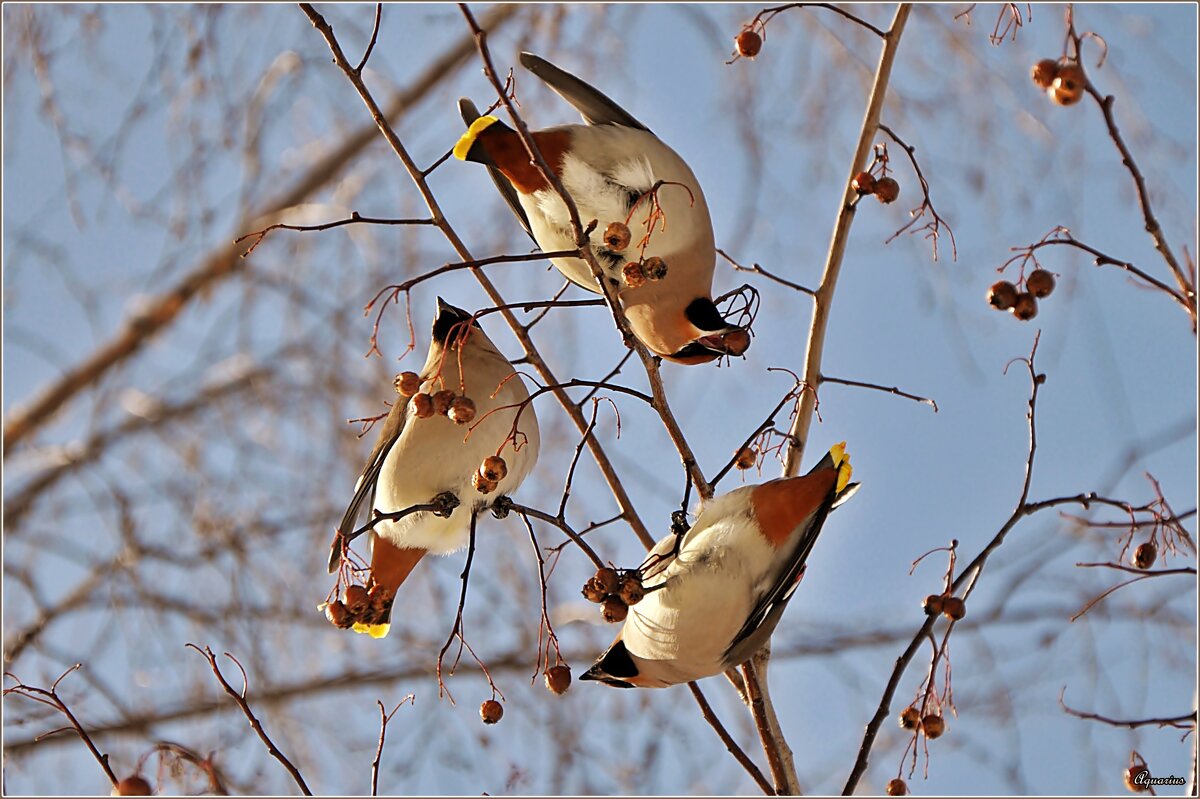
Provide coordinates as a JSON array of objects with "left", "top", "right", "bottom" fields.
[
  {"left": 852, "top": 171, "right": 900, "bottom": 204},
  {"left": 1031, "top": 58, "right": 1086, "bottom": 106},
  {"left": 479, "top": 666, "right": 569, "bottom": 725},
  {"left": 922, "top": 591, "right": 966, "bottom": 621},
  {"left": 472, "top": 455, "right": 508, "bottom": 495},
  {"left": 603, "top": 221, "right": 670, "bottom": 289},
  {"left": 324, "top": 582, "right": 394, "bottom": 629},
  {"left": 898, "top": 705, "right": 947, "bottom": 738},
  {"left": 395, "top": 371, "right": 476, "bottom": 425},
  {"left": 988, "top": 269, "right": 1056, "bottom": 321},
  {"left": 581, "top": 566, "right": 645, "bottom": 623}
]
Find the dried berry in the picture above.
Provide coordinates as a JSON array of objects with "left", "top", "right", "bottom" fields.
[
  {"left": 921, "top": 714, "right": 946, "bottom": 739},
  {"left": 342, "top": 584, "right": 369, "bottom": 615},
  {"left": 942, "top": 596, "right": 966, "bottom": 621},
  {"left": 622, "top": 261, "right": 647, "bottom": 289},
  {"left": 886, "top": 778, "right": 908, "bottom": 796},
  {"left": 432, "top": 389, "right": 456, "bottom": 416},
  {"left": 1011, "top": 292, "right": 1038, "bottom": 321},
  {"left": 472, "top": 471, "right": 497, "bottom": 495},
  {"left": 1050, "top": 62, "right": 1086, "bottom": 106},
  {"left": 602, "top": 596, "right": 629, "bottom": 623},
  {"left": 593, "top": 567, "right": 620, "bottom": 594},
  {"left": 874, "top": 176, "right": 900, "bottom": 204},
  {"left": 325, "top": 600, "right": 354, "bottom": 629},
  {"left": 448, "top": 396, "right": 476, "bottom": 425},
  {"left": 1133, "top": 542, "right": 1157, "bottom": 570},
  {"left": 922, "top": 594, "right": 945, "bottom": 616},
  {"left": 1026, "top": 269, "right": 1056, "bottom": 298},
  {"left": 480, "top": 455, "right": 508, "bottom": 482},
  {"left": 722, "top": 328, "right": 751, "bottom": 357},
  {"left": 112, "top": 776, "right": 154, "bottom": 797},
  {"left": 394, "top": 371, "right": 421, "bottom": 397},
  {"left": 617, "top": 574, "right": 646, "bottom": 606},
  {"left": 544, "top": 664, "right": 572, "bottom": 695},
  {"left": 1031, "top": 58, "right": 1058, "bottom": 89},
  {"left": 604, "top": 221, "right": 632, "bottom": 251},
  {"left": 480, "top": 699, "right": 504, "bottom": 725},
  {"left": 735, "top": 29, "right": 762, "bottom": 58},
  {"left": 412, "top": 392, "right": 435, "bottom": 419},
  {"left": 988, "top": 280, "right": 1019, "bottom": 311},
  {"left": 1125, "top": 765, "right": 1151, "bottom": 793},
  {"left": 899, "top": 706, "right": 921, "bottom": 730},
  {"left": 581, "top": 577, "right": 608, "bottom": 603},
  {"left": 851, "top": 171, "right": 876, "bottom": 195},
  {"left": 643, "top": 256, "right": 668, "bottom": 281},
  {"left": 734, "top": 447, "right": 757, "bottom": 470}
]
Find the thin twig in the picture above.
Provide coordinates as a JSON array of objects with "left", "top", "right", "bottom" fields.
[
  {"left": 355, "top": 4, "right": 383, "bottom": 74},
  {"left": 717, "top": 248, "right": 816, "bottom": 296},
  {"left": 1077, "top": 37, "right": 1195, "bottom": 327},
  {"left": 1075, "top": 562, "right": 1196, "bottom": 577},
  {"left": 3, "top": 665, "right": 118, "bottom": 787},
  {"left": 1059, "top": 688, "right": 1197, "bottom": 730},
  {"left": 877, "top": 123, "right": 957, "bottom": 262},
  {"left": 820, "top": 374, "right": 938, "bottom": 412},
  {"left": 371, "top": 696, "right": 414, "bottom": 796},
  {"left": 235, "top": 212, "right": 434, "bottom": 256},
  {"left": 185, "top": 645, "right": 312, "bottom": 795},
  {"left": 687, "top": 682, "right": 776, "bottom": 796}
]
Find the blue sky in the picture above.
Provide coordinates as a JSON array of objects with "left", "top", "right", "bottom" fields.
[{"left": 3, "top": 4, "right": 1196, "bottom": 795}]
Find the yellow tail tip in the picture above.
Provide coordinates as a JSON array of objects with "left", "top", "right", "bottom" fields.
[
  {"left": 830, "top": 441, "right": 853, "bottom": 493},
  {"left": 352, "top": 622, "right": 391, "bottom": 639},
  {"left": 454, "top": 115, "right": 500, "bottom": 160}
]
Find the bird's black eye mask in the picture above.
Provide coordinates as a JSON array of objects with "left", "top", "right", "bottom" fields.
[
  {"left": 684, "top": 296, "right": 731, "bottom": 333},
  {"left": 432, "top": 310, "right": 481, "bottom": 344}
]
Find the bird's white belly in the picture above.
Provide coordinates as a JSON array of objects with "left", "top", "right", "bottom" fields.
[
  {"left": 622, "top": 547, "right": 757, "bottom": 684},
  {"left": 373, "top": 386, "right": 538, "bottom": 555},
  {"left": 518, "top": 126, "right": 714, "bottom": 293}
]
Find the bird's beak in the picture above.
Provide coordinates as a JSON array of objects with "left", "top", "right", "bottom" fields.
[
  {"left": 665, "top": 327, "right": 751, "bottom": 364},
  {"left": 579, "top": 665, "right": 636, "bottom": 688},
  {"left": 696, "top": 327, "right": 751, "bottom": 357},
  {"left": 435, "top": 296, "right": 470, "bottom": 321}
]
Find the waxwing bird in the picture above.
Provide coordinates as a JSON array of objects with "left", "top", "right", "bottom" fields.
[
  {"left": 455, "top": 52, "right": 749, "bottom": 365},
  {"left": 581, "top": 443, "right": 858, "bottom": 688},
  {"left": 327, "top": 298, "right": 540, "bottom": 637}
]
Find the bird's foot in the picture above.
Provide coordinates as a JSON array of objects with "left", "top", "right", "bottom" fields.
[
  {"left": 431, "top": 491, "right": 460, "bottom": 518},
  {"left": 491, "top": 495, "right": 514, "bottom": 519}
]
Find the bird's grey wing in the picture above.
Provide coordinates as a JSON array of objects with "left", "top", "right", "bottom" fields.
[
  {"left": 458, "top": 98, "right": 535, "bottom": 241},
  {"left": 519, "top": 52, "right": 649, "bottom": 132},
  {"left": 328, "top": 395, "right": 410, "bottom": 572},
  {"left": 721, "top": 494, "right": 836, "bottom": 666}
]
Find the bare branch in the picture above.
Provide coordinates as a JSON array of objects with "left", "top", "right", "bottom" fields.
[
  {"left": 1059, "top": 689, "right": 1197, "bottom": 730},
  {"left": 185, "top": 645, "right": 312, "bottom": 795},
  {"left": 3, "top": 665, "right": 119, "bottom": 787},
  {"left": 687, "top": 682, "right": 776, "bottom": 796}
]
